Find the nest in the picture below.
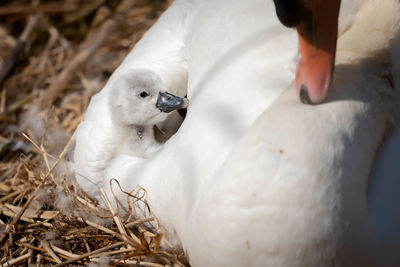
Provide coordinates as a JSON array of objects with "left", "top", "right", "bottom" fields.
[{"left": 0, "top": 0, "right": 188, "bottom": 265}]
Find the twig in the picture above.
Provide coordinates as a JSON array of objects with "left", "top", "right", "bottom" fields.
[
  {"left": 41, "top": 143, "right": 55, "bottom": 182},
  {"left": 0, "top": 182, "right": 11, "bottom": 192},
  {"left": 0, "top": 193, "right": 36, "bottom": 244},
  {"left": 26, "top": 221, "right": 53, "bottom": 228},
  {"left": 0, "top": 89, "right": 6, "bottom": 113},
  {"left": 98, "top": 247, "right": 136, "bottom": 256},
  {"left": 0, "top": 3, "right": 78, "bottom": 15},
  {"left": 77, "top": 217, "right": 141, "bottom": 248},
  {"left": 0, "top": 16, "right": 37, "bottom": 87},
  {"left": 42, "top": 130, "right": 76, "bottom": 181},
  {"left": 100, "top": 188, "right": 127, "bottom": 237},
  {"left": 50, "top": 244, "right": 79, "bottom": 259},
  {"left": 40, "top": 239, "right": 62, "bottom": 263},
  {"left": 38, "top": 26, "right": 60, "bottom": 72},
  {"left": 75, "top": 195, "right": 99, "bottom": 211},
  {"left": 21, "top": 133, "right": 56, "bottom": 161},
  {"left": 21, "top": 243, "right": 46, "bottom": 253},
  {"left": 6, "top": 92, "right": 36, "bottom": 114},
  {"left": 78, "top": 217, "right": 118, "bottom": 236},
  {"left": 1, "top": 250, "right": 32, "bottom": 267},
  {"left": 125, "top": 217, "right": 156, "bottom": 228},
  {"left": 38, "top": 0, "right": 137, "bottom": 108},
  {"left": 0, "top": 206, "right": 34, "bottom": 223},
  {"left": 53, "top": 242, "right": 124, "bottom": 267},
  {"left": 36, "top": 253, "right": 42, "bottom": 265},
  {"left": 21, "top": 132, "right": 58, "bottom": 185},
  {"left": 91, "top": 257, "right": 165, "bottom": 266},
  {"left": 1, "top": 203, "right": 59, "bottom": 220}
]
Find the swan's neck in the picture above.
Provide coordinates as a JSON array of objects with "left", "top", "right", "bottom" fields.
[
  {"left": 131, "top": 125, "right": 146, "bottom": 141},
  {"left": 336, "top": 0, "right": 400, "bottom": 65},
  {"left": 118, "top": 124, "right": 158, "bottom": 156}
]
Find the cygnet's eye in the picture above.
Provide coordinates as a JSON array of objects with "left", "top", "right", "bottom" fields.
[{"left": 140, "top": 91, "right": 149, "bottom": 98}]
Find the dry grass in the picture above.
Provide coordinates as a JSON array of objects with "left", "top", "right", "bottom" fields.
[{"left": 0, "top": 0, "right": 188, "bottom": 265}]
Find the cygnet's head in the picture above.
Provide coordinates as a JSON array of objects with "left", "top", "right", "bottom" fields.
[{"left": 110, "top": 69, "right": 188, "bottom": 127}]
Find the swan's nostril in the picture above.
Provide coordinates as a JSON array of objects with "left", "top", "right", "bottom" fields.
[{"left": 300, "top": 84, "right": 314, "bottom": 105}]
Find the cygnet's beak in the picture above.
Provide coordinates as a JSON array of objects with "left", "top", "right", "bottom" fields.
[
  {"left": 156, "top": 92, "right": 189, "bottom": 113},
  {"left": 295, "top": 0, "right": 341, "bottom": 104}
]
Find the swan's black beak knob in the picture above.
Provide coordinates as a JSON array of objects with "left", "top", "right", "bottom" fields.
[
  {"left": 156, "top": 92, "right": 189, "bottom": 113},
  {"left": 299, "top": 84, "right": 313, "bottom": 105}
]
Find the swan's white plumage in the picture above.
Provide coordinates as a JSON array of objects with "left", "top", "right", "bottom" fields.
[{"left": 73, "top": 0, "right": 400, "bottom": 266}]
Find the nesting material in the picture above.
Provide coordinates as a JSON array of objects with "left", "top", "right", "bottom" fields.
[{"left": 0, "top": 0, "right": 186, "bottom": 265}]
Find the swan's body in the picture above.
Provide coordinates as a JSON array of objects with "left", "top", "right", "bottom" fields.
[{"left": 74, "top": 0, "right": 400, "bottom": 266}]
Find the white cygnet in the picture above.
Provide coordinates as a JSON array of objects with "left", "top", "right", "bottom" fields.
[{"left": 73, "top": 69, "right": 188, "bottom": 196}]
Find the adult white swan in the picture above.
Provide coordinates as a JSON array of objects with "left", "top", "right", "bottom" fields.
[{"left": 73, "top": 0, "right": 400, "bottom": 266}]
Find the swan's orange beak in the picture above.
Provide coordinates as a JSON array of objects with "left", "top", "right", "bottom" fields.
[{"left": 295, "top": 0, "right": 341, "bottom": 104}]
